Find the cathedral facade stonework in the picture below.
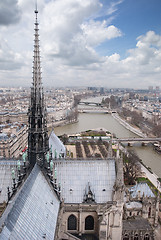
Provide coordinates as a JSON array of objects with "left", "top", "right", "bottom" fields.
[{"left": 54, "top": 150, "right": 158, "bottom": 240}]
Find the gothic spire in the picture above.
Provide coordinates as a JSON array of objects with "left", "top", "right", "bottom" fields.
[
  {"left": 33, "top": 6, "right": 42, "bottom": 100},
  {"left": 28, "top": 7, "right": 49, "bottom": 167}
]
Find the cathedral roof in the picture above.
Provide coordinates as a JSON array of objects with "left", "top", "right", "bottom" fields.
[
  {"left": 125, "top": 201, "right": 142, "bottom": 209},
  {"left": 129, "top": 182, "right": 155, "bottom": 198},
  {"left": 0, "top": 160, "right": 19, "bottom": 203},
  {"left": 123, "top": 218, "right": 153, "bottom": 231},
  {"left": 49, "top": 131, "right": 66, "bottom": 158},
  {"left": 0, "top": 164, "right": 60, "bottom": 240},
  {"left": 53, "top": 159, "right": 116, "bottom": 203}
]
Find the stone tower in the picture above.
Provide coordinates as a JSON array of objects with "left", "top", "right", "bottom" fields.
[{"left": 28, "top": 7, "right": 49, "bottom": 167}]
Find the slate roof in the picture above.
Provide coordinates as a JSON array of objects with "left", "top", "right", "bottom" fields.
[
  {"left": 0, "top": 160, "right": 19, "bottom": 203},
  {"left": 0, "top": 164, "right": 60, "bottom": 240},
  {"left": 54, "top": 159, "right": 116, "bottom": 203},
  {"left": 129, "top": 182, "right": 155, "bottom": 198}
]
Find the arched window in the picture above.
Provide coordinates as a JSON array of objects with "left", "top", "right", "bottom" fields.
[
  {"left": 85, "top": 215, "right": 94, "bottom": 230},
  {"left": 148, "top": 207, "right": 151, "bottom": 218},
  {"left": 38, "top": 135, "right": 43, "bottom": 148},
  {"left": 37, "top": 119, "right": 42, "bottom": 129},
  {"left": 68, "top": 215, "right": 77, "bottom": 230},
  {"left": 123, "top": 234, "right": 129, "bottom": 240},
  {"left": 134, "top": 234, "right": 139, "bottom": 240},
  {"left": 144, "top": 234, "right": 149, "bottom": 240},
  {"left": 31, "top": 134, "right": 36, "bottom": 148}
]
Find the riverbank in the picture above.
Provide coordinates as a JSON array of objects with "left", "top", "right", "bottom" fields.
[
  {"left": 112, "top": 112, "right": 147, "bottom": 137},
  {"left": 54, "top": 122, "right": 161, "bottom": 195},
  {"left": 54, "top": 113, "right": 161, "bottom": 178},
  {"left": 141, "top": 164, "right": 161, "bottom": 193},
  {"left": 52, "top": 111, "right": 142, "bottom": 137},
  {"left": 111, "top": 113, "right": 161, "bottom": 191},
  {"left": 48, "top": 119, "right": 78, "bottom": 128}
]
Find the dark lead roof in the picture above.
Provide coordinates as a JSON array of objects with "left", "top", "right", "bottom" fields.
[{"left": 0, "top": 164, "right": 60, "bottom": 240}]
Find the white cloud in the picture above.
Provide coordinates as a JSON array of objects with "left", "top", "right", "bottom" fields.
[
  {"left": 39, "top": 0, "right": 122, "bottom": 67},
  {"left": 0, "top": 0, "right": 160, "bottom": 89},
  {"left": 108, "top": 31, "right": 161, "bottom": 88},
  {"left": 137, "top": 31, "right": 161, "bottom": 47},
  {"left": 124, "top": 31, "right": 161, "bottom": 68},
  {"left": 40, "top": 0, "right": 104, "bottom": 66},
  {"left": 52, "top": 30, "right": 161, "bottom": 88},
  {"left": 81, "top": 21, "right": 122, "bottom": 47},
  {"left": 106, "top": 0, "right": 124, "bottom": 16}
]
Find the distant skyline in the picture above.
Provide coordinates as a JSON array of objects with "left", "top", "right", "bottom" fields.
[{"left": 0, "top": 0, "right": 161, "bottom": 89}]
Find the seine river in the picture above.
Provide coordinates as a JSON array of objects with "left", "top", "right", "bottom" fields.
[{"left": 54, "top": 97, "right": 161, "bottom": 178}]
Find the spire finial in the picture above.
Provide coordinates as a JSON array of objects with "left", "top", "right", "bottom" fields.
[{"left": 35, "top": 0, "right": 38, "bottom": 15}]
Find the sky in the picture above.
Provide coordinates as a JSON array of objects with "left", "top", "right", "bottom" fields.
[{"left": 0, "top": 0, "right": 161, "bottom": 89}]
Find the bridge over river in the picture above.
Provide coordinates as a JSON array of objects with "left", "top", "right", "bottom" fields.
[
  {"left": 79, "top": 101, "right": 103, "bottom": 106},
  {"left": 68, "top": 136, "right": 161, "bottom": 144},
  {"left": 78, "top": 101, "right": 116, "bottom": 113},
  {"left": 114, "top": 137, "right": 161, "bottom": 147},
  {"left": 116, "top": 137, "right": 161, "bottom": 142},
  {"left": 78, "top": 108, "right": 116, "bottom": 114}
]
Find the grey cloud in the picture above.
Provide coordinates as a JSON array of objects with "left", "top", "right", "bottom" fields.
[
  {"left": 0, "top": 0, "right": 21, "bottom": 26},
  {"left": 47, "top": 40, "right": 103, "bottom": 67},
  {"left": 0, "top": 38, "right": 23, "bottom": 70},
  {"left": 0, "top": 59, "right": 22, "bottom": 71}
]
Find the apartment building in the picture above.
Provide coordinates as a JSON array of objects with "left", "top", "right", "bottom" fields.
[{"left": 0, "top": 123, "right": 28, "bottom": 159}]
